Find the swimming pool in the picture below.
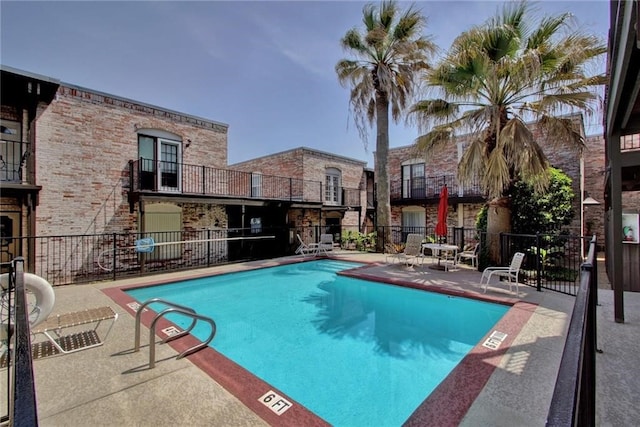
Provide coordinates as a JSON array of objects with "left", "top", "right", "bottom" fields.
[{"left": 126, "top": 259, "right": 509, "bottom": 426}]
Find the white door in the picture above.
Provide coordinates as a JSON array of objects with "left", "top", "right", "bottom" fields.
[{"left": 325, "top": 174, "right": 340, "bottom": 205}]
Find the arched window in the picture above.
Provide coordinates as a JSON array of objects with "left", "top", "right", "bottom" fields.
[{"left": 325, "top": 167, "right": 342, "bottom": 205}]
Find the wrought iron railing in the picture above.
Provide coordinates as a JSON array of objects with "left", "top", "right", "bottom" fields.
[
  {"left": 546, "top": 236, "right": 598, "bottom": 426},
  {"left": 490, "top": 232, "right": 585, "bottom": 296},
  {"left": 129, "top": 159, "right": 362, "bottom": 207},
  {"left": 0, "top": 140, "right": 28, "bottom": 183},
  {"left": 1, "top": 258, "right": 38, "bottom": 426},
  {"left": 390, "top": 174, "right": 485, "bottom": 201}
]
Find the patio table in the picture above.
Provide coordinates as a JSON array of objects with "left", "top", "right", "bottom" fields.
[{"left": 422, "top": 243, "right": 459, "bottom": 271}]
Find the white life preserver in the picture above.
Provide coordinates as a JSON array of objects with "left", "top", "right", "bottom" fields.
[{"left": 0, "top": 272, "right": 55, "bottom": 327}]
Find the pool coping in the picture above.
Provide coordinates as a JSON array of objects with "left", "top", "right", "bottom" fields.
[{"left": 102, "top": 258, "right": 535, "bottom": 426}]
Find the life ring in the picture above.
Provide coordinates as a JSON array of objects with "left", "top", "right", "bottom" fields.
[{"left": 0, "top": 272, "right": 55, "bottom": 327}]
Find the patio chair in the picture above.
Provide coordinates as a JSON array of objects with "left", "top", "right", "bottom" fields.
[
  {"left": 396, "top": 234, "right": 425, "bottom": 267},
  {"left": 456, "top": 243, "right": 480, "bottom": 268},
  {"left": 295, "top": 234, "right": 317, "bottom": 257},
  {"left": 384, "top": 243, "right": 401, "bottom": 264},
  {"left": 31, "top": 306, "right": 118, "bottom": 355},
  {"left": 316, "top": 233, "right": 334, "bottom": 256},
  {"left": 480, "top": 252, "right": 526, "bottom": 296}
]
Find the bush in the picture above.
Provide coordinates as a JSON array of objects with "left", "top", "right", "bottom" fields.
[{"left": 511, "top": 167, "right": 575, "bottom": 234}]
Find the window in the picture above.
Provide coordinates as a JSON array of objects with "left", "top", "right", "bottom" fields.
[
  {"left": 137, "top": 130, "right": 182, "bottom": 192},
  {"left": 401, "top": 160, "right": 425, "bottom": 198},
  {"left": 251, "top": 172, "right": 262, "bottom": 197},
  {"left": 402, "top": 207, "right": 425, "bottom": 234},
  {"left": 325, "top": 167, "right": 342, "bottom": 205}
]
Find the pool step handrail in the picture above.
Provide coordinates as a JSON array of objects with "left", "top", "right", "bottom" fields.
[
  {"left": 134, "top": 298, "right": 197, "bottom": 351},
  {"left": 133, "top": 298, "right": 217, "bottom": 368},
  {"left": 148, "top": 307, "right": 217, "bottom": 368}
]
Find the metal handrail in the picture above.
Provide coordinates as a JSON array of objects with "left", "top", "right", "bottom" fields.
[
  {"left": 133, "top": 298, "right": 197, "bottom": 352},
  {"left": 545, "top": 236, "right": 598, "bottom": 426},
  {"left": 133, "top": 298, "right": 216, "bottom": 368},
  {"left": 148, "top": 307, "right": 217, "bottom": 368},
  {"left": 9, "top": 258, "right": 38, "bottom": 426}
]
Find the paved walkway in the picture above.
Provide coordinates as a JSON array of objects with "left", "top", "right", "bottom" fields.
[{"left": 24, "top": 252, "right": 640, "bottom": 426}]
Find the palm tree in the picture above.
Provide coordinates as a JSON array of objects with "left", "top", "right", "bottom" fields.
[
  {"left": 336, "top": 0, "right": 435, "bottom": 250},
  {"left": 409, "top": 1, "right": 606, "bottom": 261}
]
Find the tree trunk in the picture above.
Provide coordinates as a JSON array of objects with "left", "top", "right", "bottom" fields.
[
  {"left": 375, "top": 93, "right": 391, "bottom": 252},
  {"left": 486, "top": 197, "right": 511, "bottom": 264}
]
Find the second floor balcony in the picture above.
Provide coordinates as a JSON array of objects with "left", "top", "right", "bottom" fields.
[
  {"left": 129, "top": 158, "right": 362, "bottom": 209},
  {"left": 390, "top": 174, "right": 485, "bottom": 203},
  {"left": 0, "top": 140, "right": 28, "bottom": 183}
]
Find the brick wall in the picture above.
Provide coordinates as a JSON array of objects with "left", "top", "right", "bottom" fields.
[
  {"left": 386, "top": 116, "right": 593, "bottom": 236},
  {"left": 34, "top": 84, "right": 228, "bottom": 236},
  {"left": 583, "top": 135, "right": 606, "bottom": 242},
  {"left": 231, "top": 148, "right": 368, "bottom": 229}
]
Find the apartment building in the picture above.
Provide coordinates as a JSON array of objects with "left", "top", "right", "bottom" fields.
[
  {"left": 384, "top": 114, "right": 602, "bottom": 245},
  {"left": 229, "top": 147, "right": 375, "bottom": 244},
  {"left": 0, "top": 66, "right": 376, "bottom": 282}
]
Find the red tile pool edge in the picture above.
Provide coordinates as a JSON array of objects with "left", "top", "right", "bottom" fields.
[{"left": 102, "top": 259, "right": 535, "bottom": 426}]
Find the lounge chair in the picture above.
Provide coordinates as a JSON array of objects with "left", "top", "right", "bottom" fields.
[
  {"left": 456, "top": 243, "right": 480, "bottom": 268},
  {"left": 316, "top": 233, "right": 334, "bottom": 257},
  {"left": 396, "top": 234, "right": 425, "bottom": 267},
  {"left": 31, "top": 306, "right": 118, "bottom": 355},
  {"left": 295, "top": 234, "right": 318, "bottom": 257},
  {"left": 384, "top": 243, "right": 401, "bottom": 264},
  {"left": 480, "top": 252, "right": 525, "bottom": 296}
]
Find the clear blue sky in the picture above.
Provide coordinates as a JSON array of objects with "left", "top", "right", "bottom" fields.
[{"left": 1, "top": 1, "right": 609, "bottom": 167}]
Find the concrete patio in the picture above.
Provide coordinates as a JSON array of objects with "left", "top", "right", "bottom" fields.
[{"left": 23, "top": 251, "right": 640, "bottom": 426}]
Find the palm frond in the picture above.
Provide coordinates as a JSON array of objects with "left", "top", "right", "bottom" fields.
[
  {"left": 484, "top": 149, "right": 511, "bottom": 199},
  {"left": 411, "top": 0, "right": 604, "bottom": 200}
]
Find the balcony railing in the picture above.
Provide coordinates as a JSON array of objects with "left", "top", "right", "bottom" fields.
[
  {"left": 0, "top": 140, "right": 28, "bottom": 183},
  {"left": 129, "top": 159, "right": 362, "bottom": 207},
  {"left": 390, "top": 174, "right": 484, "bottom": 201}
]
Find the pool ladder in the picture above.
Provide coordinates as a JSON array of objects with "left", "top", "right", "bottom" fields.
[{"left": 134, "top": 298, "right": 217, "bottom": 368}]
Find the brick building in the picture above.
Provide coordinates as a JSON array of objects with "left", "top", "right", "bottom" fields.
[
  {"left": 1, "top": 65, "right": 609, "bottom": 283},
  {"left": 229, "top": 147, "right": 374, "bottom": 244},
  {"left": 0, "top": 66, "right": 376, "bottom": 281},
  {"left": 384, "top": 114, "right": 604, "bottom": 245}
]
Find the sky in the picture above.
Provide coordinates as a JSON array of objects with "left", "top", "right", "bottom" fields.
[{"left": 1, "top": 0, "right": 609, "bottom": 168}]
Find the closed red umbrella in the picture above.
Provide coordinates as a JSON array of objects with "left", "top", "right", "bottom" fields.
[{"left": 435, "top": 185, "right": 448, "bottom": 239}]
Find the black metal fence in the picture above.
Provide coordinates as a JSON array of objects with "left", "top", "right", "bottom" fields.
[
  {"left": 7, "top": 228, "right": 292, "bottom": 286},
  {"left": 390, "top": 174, "right": 484, "bottom": 200},
  {"left": 129, "top": 159, "right": 362, "bottom": 207},
  {"left": 5, "top": 226, "right": 587, "bottom": 296},
  {"left": 1, "top": 258, "right": 38, "bottom": 426},
  {"left": 546, "top": 236, "right": 598, "bottom": 426}
]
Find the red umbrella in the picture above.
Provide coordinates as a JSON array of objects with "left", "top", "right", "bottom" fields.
[{"left": 435, "top": 185, "right": 448, "bottom": 239}]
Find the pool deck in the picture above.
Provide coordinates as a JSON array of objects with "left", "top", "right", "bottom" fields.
[{"left": 27, "top": 251, "right": 640, "bottom": 426}]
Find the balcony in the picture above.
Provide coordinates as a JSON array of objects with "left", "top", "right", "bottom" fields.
[
  {"left": 0, "top": 140, "right": 28, "bottom": 183},
  {"left": 390, "top": 174, "right": 485, "bottom": 204},
  {"left": 128, "top": 159, "right": 362, "bottom": 209}
]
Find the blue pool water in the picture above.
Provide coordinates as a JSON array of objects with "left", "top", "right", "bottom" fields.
[{"left": 127, "top": 260, "right": 508, "bottom": 426}]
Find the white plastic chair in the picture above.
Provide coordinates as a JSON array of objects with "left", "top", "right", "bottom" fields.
[
  {"left": 316, "top": 234, "right": 334, "bottom": 256},
  {"left": 384, "top": 243, "right": 401, "bottom": 264},
  {"left": 480, "top": 252, "right": 525, "bottom": 296},
  {"left": 456, "top": 243, "right": 479, "bottom": 268},
  {"left": 295, "top": 234, "right": 317, "bottom": 257},
  {"left": 397, "top": 234, "right": 425, "bottom": 267}
]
